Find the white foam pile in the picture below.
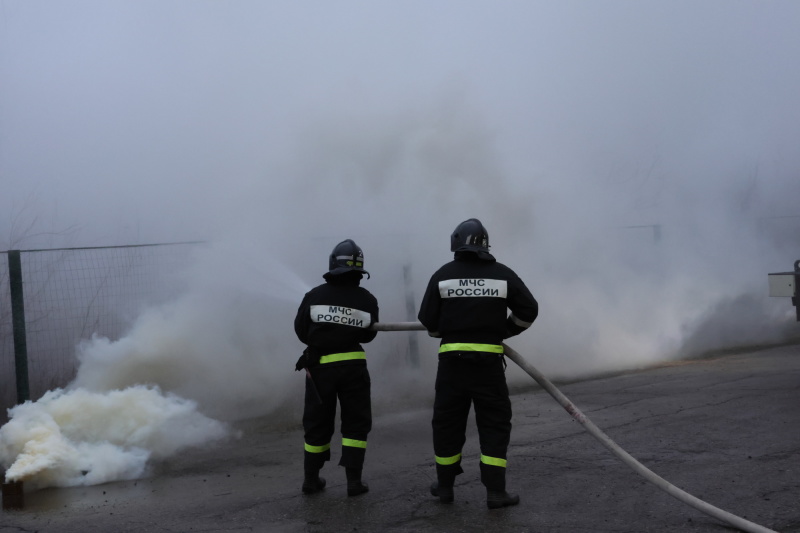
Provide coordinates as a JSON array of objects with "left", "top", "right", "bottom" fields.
[{"left": 0, "top": 385, "right": 229, "bottom": 489}]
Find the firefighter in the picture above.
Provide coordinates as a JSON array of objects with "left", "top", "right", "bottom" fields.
[
  {"left": 294, "top": 239, "right": 379, "bottom": 497},
  {"left": 418, "top": 218, "right": 538, "bottom": 509}
]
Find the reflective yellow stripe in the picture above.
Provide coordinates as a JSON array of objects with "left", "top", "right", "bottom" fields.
[
  {"left": 305, "top": 442, "right": 331, "bottom": 454},
  {"left": 439, "top": 343, "right": 503, "bottom": 354},
  {"left": 435, "top": 453, "right": 462, "bottom": 466},
  {"left": 480, "top": 454, "right": 507, "bottom": 467},
  {"left": 342, "top": 438, "right": 367, "bottom": 449},
  {"left": 319, "top": 351, "right": 366, "bottom": 364}
]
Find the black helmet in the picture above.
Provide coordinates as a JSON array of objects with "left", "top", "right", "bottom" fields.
[
  {"left": 451, "top": 218, "right": 495, "bottom": 261},
  {"left": 451, "top": 218, "right": 490, "bottom": 252},
  {"left": 327, "top": 239, "right": 370, "bottom": 278}
]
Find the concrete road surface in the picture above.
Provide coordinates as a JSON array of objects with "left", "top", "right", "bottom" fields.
[{"left": 2, "top": 344, "right": 799, "bottom": 532}]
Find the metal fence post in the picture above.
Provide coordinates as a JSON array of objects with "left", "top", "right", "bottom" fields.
[
  {"left": 8, "top": 250, "right": 30, "bottom": 403},
  {"left": 793, "top": 260, "right": 800, "bottom": 322},
  {"left": 403, "top": 263, "right": 419, "bottom": 368}
]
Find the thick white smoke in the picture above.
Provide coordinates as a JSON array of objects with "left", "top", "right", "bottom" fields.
[
  {"left": 71, "top": 238, "right": 314, "bottom": 420},
  {"left": 3, "top": 93, "right": 799, "bottom": 490}
]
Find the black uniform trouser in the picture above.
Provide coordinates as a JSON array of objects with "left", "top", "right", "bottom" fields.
[
  {"left": 432, "top": 356, "right": 512, "bottom": 491},
  {"left": 303, "top": 364, "right": 372, "bottom": 472}
]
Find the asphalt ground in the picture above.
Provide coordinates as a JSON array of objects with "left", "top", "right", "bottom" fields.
[{"left": 1, "top": 343, "right": 798, "bottom": 533}]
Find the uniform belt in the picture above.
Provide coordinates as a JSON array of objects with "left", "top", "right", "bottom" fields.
[
  {"left": 318, "top": 351, "right": 366, "bottom": 364},
  {"left": 439, "top": 343, "right": 504, "bottom": 354}
]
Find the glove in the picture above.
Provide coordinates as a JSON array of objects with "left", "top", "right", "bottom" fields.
[{"left": 295, "top": 352, "right": 307, "bottom": 371}]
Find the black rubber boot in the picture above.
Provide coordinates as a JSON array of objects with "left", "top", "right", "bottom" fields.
[
  {"left": 302, "top": 470, "right": 326, "bottom": 494},
  {"left": 346, "top": 468, "right": 369, "bottom": 497},
  {"left": 486, "top": 490, "right": 520, "bottom": 509},
  {"left": 429, "top": 481, "right": 454, "bottom": 504}
]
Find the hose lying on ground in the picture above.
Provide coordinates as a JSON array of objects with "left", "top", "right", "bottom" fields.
[{"left": 372, "top": 321, "right": 778, "bottom": 533}]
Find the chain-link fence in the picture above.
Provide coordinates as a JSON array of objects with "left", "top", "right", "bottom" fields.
[{"left": 0, "top": 242, "right": 202, "bottom": 421}]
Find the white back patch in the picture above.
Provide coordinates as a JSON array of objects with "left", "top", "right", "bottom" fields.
[
  {"left": 438, "top": 279, "right": 507, "bottom": 298},
  {"left": 310, "top": 305, "right": 371, "bottom": 328}
]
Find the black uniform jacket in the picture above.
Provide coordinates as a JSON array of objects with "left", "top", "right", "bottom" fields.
[
  {"left": 295, "top": 278, "right": 379, "bottom": 366},
  {"left": 418, "top": 254, "right": 538, "bottom": 347}
]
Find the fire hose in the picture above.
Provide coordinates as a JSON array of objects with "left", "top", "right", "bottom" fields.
[{"left": 372, "top": 321, "right": 777, "bottom": 533}]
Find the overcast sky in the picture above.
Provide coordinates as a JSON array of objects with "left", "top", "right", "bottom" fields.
[
  {"left": 2, "top": 1, "right": 800, "bottom": 376},
  {"left": 2, "top": 1, "right": 799, "bottom": 245}
]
